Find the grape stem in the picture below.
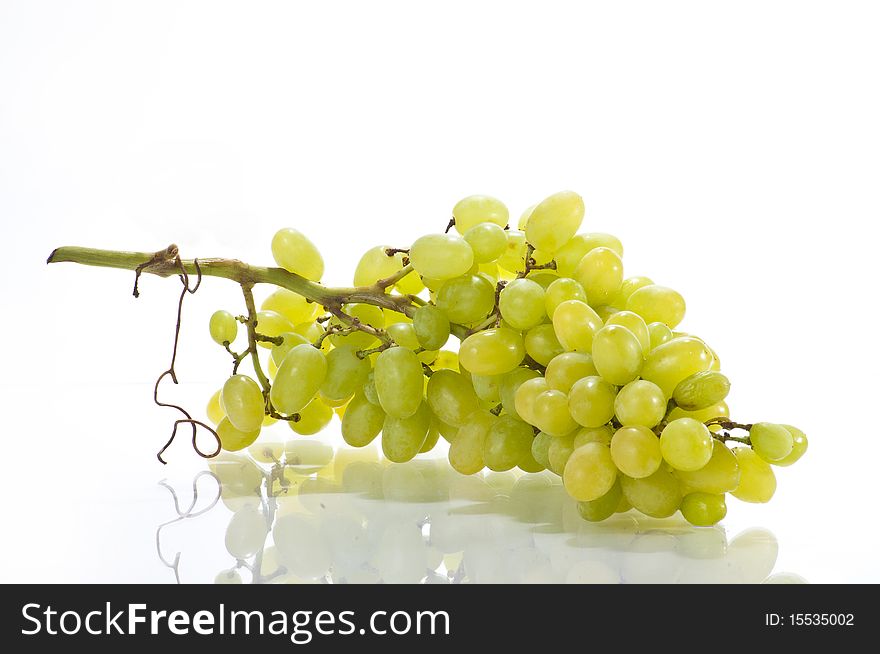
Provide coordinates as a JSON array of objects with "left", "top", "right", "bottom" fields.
[{"left": 517, "top": 243, "right": 557, "bottom": 278}]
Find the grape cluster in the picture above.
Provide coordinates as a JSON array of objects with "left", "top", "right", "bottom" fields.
[{"left": 206, "top": 191, "right": 807, "bottom": 527}]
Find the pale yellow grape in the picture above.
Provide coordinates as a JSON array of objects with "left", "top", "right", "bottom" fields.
[
  {"left": 544, "top": 277, "right": 587, "bottom": 318},
  {"left": 620, "top": 468, "right": 683, "bottom": 518},
  {"left": 483, "top": 416, "right": 534, "bottom": 472},
  {"left": 668, "top": 401, "right": 729, "bottom": 427},
  {"left": 463, "top": 222, "right": 508, "bottom": 263},
  {"left": 500, "top": 367, "right": 541, "bottom": 419},
  {"left": 577, "top": 480, "right": 623, "bottom": 522},
  {"left": 436, "top": 274, "right": 495, "bottom": 324},
  {"left": 641, "top": 337, "right": 713, "bottom": 397},
  {"left": 514, "top": 377, "right": 549, "bottom": 424},
  {"left": 675, "top": 440, "right": 740, "bottom": 494},
  {"left": 222, "top": 374, "right": 265, "bottom": 432},
  {"left": 610, "top": 425, "right": 663, "bottom": 478},
  {"left": 448, "top": 410, "right": 496, "bottom": 475},
  {"left": 673, "top": 371, "right": 730, "bottom": 411},
  {"left": 573, "top": 247, "right": 623, "bottom": 307},
  {"left": 433, "top": 350, "right": 459, "bottom": 371},
  {"left": 217, "top": 417, "right": 261, "bottom": 452},
  {"left": 614, "top": 380, "right": 666, "bottom": 428},
  {"left": 271, "top": 228, "right": 324, "bottom": 281},
  {"left": 519, "top": 447, "right": 545, "bottom": 473},
  {"left": 548, "top": 433, "right": 576, "bottom": 475},
  {"left": 320, "top": 345, "right": 371, "bottom": 402},
  {"left": 626, "top": 285, "right": 686, "bottom": 328},
  {"left": 591, "top": 325, "right": 643, "bottom": 385},
  {"left": 452, "top": 195, "right": 509, "bottom": 234},
  {"left": 524, "top": 324, "right": 564, "bottom": 366},
  {"left": 525, "top": 190, "right": 585, "bottom": 253},
  {"left": 353, "top": 245, "right": 406, "bottom": 286},
  {"left": 532, "top": 389, "right": 578, "bottom": 437},
  {"left": 433, "top": 417, "right": 459, "bottom": 442},
  {"left": 372, "top": 347, "right": 424, "bottom": 419},
  {"left": 731, "top": 448, "right": 776, "bottom": 503},
  {"left": 270, "top": 332, "right": 310, "bottom": 368},
  {"left": 573, "top": 425, "right": 614, "bottom": 448},
  {"left": 207, "top": 389, "right": 225, "bottom": 425},
  {"left": 459, "top": 328, "right": 525, "bottom": 375},
  {"left": 497, "top": 230, "right": 527, "bottom": 273},
  {"left": 270, "top": 344, "right": 327, "bottom": 415},
  {"left": 604, "top": 310, "right": 650, "bottom": 354},
  {"left": 749, "top": 423, "right": 794, "bottom": 463},
  {"left": 471, "top": 373, "right": 503, "bottom": 403},
  {"left": 254, "top": 310, "right": 295, "bottom": 349},
  {"left": 382, "top": 402, "right": 431, "bottom": 463},
  {"left": 409, "top": 233, "right": 474, "bottom": 280},
  {"left": 395, "top": 267, "right": 425, "bottom": 295},
  {"left": 554, "top": 233, "right": 624, "bottom": 278},
  {"left": 552, "top": 300, "right": 603, "bottom": 353},
  {"left": 261, "top": 288, "right": 318, "bottom": 325},
  {"left": 209, "top": 310, "right": 238, "bottom": 345},
  {"left": 517, "top": 205, "right": 535, "bottom": 230},
  {"left": 386, "top": 322, "right": 438, "bottom": 364},
  {"left": 611, "top": 276, "right": 654, "bottom": 309},
  {"left": 499, "top": 278, "right": 546, "bottom": 329},
  {"left": 680, "top": 492, "right": 727, "bottom": 527},
  {"left": 774, "top": 425, "right": 808, "bottom": 466},
  {"left": 525, "top": 265, "right": 557, "bottom": 287},
  {"left": 531, "top": 432, "right": 555, "bottom": 470},
  {"left": 545, "top": 352, "right": 597, "bottom": 392},
  {"left": 426, "top": 369, "right": 480, "bottom": 427},
  {"left": 660, "top": 418, "right": 713, "bottom": 471},
  {"left": 294, "top": 320, "right": 324, "bottom": 343},
  {"left": 341, "top": 392, "right": 385, "bottom": 447},
  {"left": 412, "top": 305, "right": 450, "bottom": 350},
  {"left": 593, "top": 306, "right": 618, "bottom": 323},
  {"left": 329, "top": 304, "right": 385, "bottom": 351},
  {"left": 419, "top": 425, "right": 441, "bottom": 453},
  {"left": 478, "top": 261, "right": 500, "bottom": 280},
  {"left": 648, "top": 322, "right": 673, "bottom": 350},
  {"left": 289, "top": 398, "right": 333, "bottom": 435},
  {"left": 568, "top": 376, "right": 616, "bottom": 428},
  {"left": 563, "top": 443, "right": 617, "bottom": 501}
]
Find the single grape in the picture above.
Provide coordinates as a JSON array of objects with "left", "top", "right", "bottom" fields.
[
  {"left": 288, "top": 398, "right": 333, "bottom": 435},
  {"left": 680, "top": 492, "right": 727, "bottom": 527},
  {"left": 562, "top": 442, "right": 618, "bottom": 501},
  {"left": 568, "top": 376, "right": 617, "bottom": 428},
  {"left": 341, "top": 392, "right": 385, "bottom": 447},
  {"left": 731, "top": 447, "right": 776, "bottom": 503},
  {"left": 591, "top": 324, "right": 644, "bottom": 385},
  {"left": 525, "top": 190, "right": 585, "bottom": 253},
  {"left": 659, "top": 418, "right": 714, "bottom": 471},
  {"left": 518, "top": 447, "right": 545, "bottom": 473},
  {"left": 463, "top": 222, "right": 508, "bottom": 263},
  {"left": 573, "top": 425, "right": 614, "bottom": 448},
  {"left": 433, "top": 350, "right": 459, "bottom": 371},
  {"left": 544, "top": 351, "right": 597, "bottom": 392},
  {"left": 269, "top": 331, "right": 310, "bottom": 368},
  {"left": 254, "top": 310, "right": 296, "bottom": 348},
  {"left": 497, "top": 230, "right": 527, "bottom": 273},
  {"left": 471, "top": 373, "right": 503, "bottom": 403},
  {"left": 499, "top": 367, "right": 541, "bottom": 419},
  {"left": 409, "top": 233, "right": 475, "bottom": 280},
  {"left": 647, "top": 321, "right": 673, "bottom": 350},
  {"left": 667, "top": 401, "right": 729, "bottom": 429},
  {"left": 222, "top": 374, "right": 265, "bottom": 432},
  {"left": 641, "top": 336, "right": 713, "bottom": 397},
  {"left": 353, "top": 245, "right": 405, "bottom": 286},
  {"left": 620, "top": 467, "right": 683, "bottom": 518},
  {"left": 604, "top": 310, "right": 650, "bottom": 354},
  {"left": 552, "top": 300, "right": 603, "bottom": 353},
  {"left": 270, "top": 343, "right": 327, "bottom": 415},
  {"left": 749, "top": 422, "right": 794, "bottom": 463},
  {"left": 524, "top": 324, "right": 564, "bottom": 366},
  {"left": 426, "top": 369, "right": 481, "bottom": 427},
  {"left": 514, "top": 376, "right": 549, "bottom": 424},
  {"left": 459, "top": 328, "right": 525, "bottom": 375},
  {"left": 774, "top": 425, "right": 808, "bottom": 466},
  {"left": 531, "top": 431, "right": 555, "bottom": 470},
  {"left": 610, "top": 425, "right": 663, "bottom": 478},
  {"left": 320, "top": 344, "right": 371, "bottom": 402},
  {"left": 412, "top": 304, "right": 450, "bottom": 351},
  {"left": 614, "top": 380, "right": 666, "bottom": 428},
  {"left": 433, "top": 416, "right": 459, "bottom": 442},
  {"left": 452, "top": 195, "right": 509, "bottom": 234},
  {"left": 544, "top": 277, "right": 587, "bottom": 318},
  {"left": 271, "top": 228, "right": 324, "bottom": 281},
  {"left": 672, "top": 371, "right": 731, "bottom": 410},
  {"left": 436, "top": 274, "right": 495, "bottom": 324},
  {"left": 554, "top": 233, "right": 624, "bottom": 278},
  {"left": 382, "top": 402, "right": 432, "bottom": 463},
  {"left": 217, "top": 417, "right": 261, "bottom": 452},
  {"left": 517, "top": 205, "right": 535, "bottom": 230},
  {"left": 448, "top": 410, "right": 496, "bottom": 475},
  {"left": 206, "top": 389, "right": 225, "bottom": 425},
  {"left": 610, "top": 276, "right": 653, "bottom": 309},
  {"left": 483, "top": 416, "right": 535, "bottom": 472},
  {"left": 294, "top": 320, "right": 324, "bottom": 343},
  {"left": 626, "top": 285, "right": 686, "bottom": 328},
  {"left": 209, "top": 310, "right": 238, "bottom": 345},
  {"left": 499, "top": 278, "right": 546, "bottom": 330},
  {"left": 261, "top": 288, "right": 319, "bottom": 325},
  {"left": 532, "top": 389, "right": 578, "bottom": 437},
  {"left": 577, "top": 480, "right": 623, "bottom": 522},
  {"left": 675, "top": 440, "right": 741, "bottom": 494},
  {"left": 573, "top": 246, "right": 623, "bottom": 307},
  {"left": 373, "top": 347, "right": 424, "bottom": 418}
]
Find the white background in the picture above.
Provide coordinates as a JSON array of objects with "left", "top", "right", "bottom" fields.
[{"left": 1, "top": 1, "right": 878, "bottom": 582}]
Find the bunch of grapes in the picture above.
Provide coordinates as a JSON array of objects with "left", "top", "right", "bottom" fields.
[{"left": 205, "top": 191, "right": 807, "bottom": 527}]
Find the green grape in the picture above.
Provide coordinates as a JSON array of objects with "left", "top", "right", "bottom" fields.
[
  {"left": 341, "top": 392, "right": 385, "bottom": 447},
  {"left": 426, "top": 369, "right": 480, "bottom": 427},
  {"left": 269, "top": 332, "right": 310, "bottom": 368},
  {"left": 433, "top": 350, "right": 459, "bottom": 371},
  {"left": 568, "top": 376, "right": 616, "bottom": 428},
  {"left": 548, "top": 432, "right": 576, "bottom": 475},
  {"left": 254, "top": 310, "right": 296, "bottom": 349},
  {"left": 544, "top": 352, "right": 597, "bottom": 393},
  {"left": 514, "top": 377, "right": 549, "bottom": 424},
  {"left": 554, "top": 233, "right": 624, "bottom": 278},
  {"left": 353, "top": 245, "right": 405, "bottom": 286},
  {"left": 731, "top": 448, "right": 776, "bottom": 503},
  {"left": 610, "top": 425, "right": 663, "bottom": 478},
  {"left": 577, "top": 480, "right": 623, "bottom": 522},
  {"left": 672, "top": 371, "right": 730, "bottom": 411},
  {"left": 524, "top": 324, "right": 564, "bottom": 366},
  {"left": 497, "top": 230, "right": 527, "bottom": 273},
  {"left": 433, "top": 416, "right": 459, "bottom": 442},
  {"left": 675, "top": 440, "right": 740, "bottom": 494},
  {"left": 452, "top": 195, "right": 509, "bottom": 234},
  {"left": 209, "top": 310, "right": 238, "bottom": 345},
  {"left": 412, "top": 304, "right": 451, "bottom": 350},
  {"left": 562, "top": 442, "right": 618, "bottom": 501},
  {"left": 517, "top": 205, "right": 535, "bottom": 230},
  {"left": 573, "top": 425, "right": 614, "bottom": 448},
  {"left": 271, "top": 228, "right": 324, "bottom": 281},
  {"left": 525, "top": 266, "right": 558, "bottom": 288},
  {"left": 530, "top": 431, "right": 555, "bottom": 470},
  {"left": 604, "top": 310, "right": 650, "bottom": 354},
  {"left": 668, "top": 401, "right": 729, "bottom": 429},
  {"left": 385, "top": 322, "right": 438, "bottom": 364},
  {"left": 217, "top": 417, "right": 261, "bottom": 452},
  {"left": 420, "top": 424, "right": 441, "bottom": 453},
  {"left": 499, "top": 278, "right": 546, "bottom": 329},
  {"left": 459, "top": 328, "right": 525, "bottom": 375},
  {"left": 374, "top": 347, "right": 424, "bottom": 418},
  {"left": 641, "top": 337, "right": 713, "bottom": 397},
  {"left": 448, "top": 410, "right": 496, "bottom": 475},
  {"left": 593, "top": 305, "right": 618, "bottom": 323},
  {"left": 478, "top": 261, "right": 500, "bottom": 281},
  {"left": 620, "top": 467, "right": 683, "bottom": 518},
  {"left": 660, "top": 418, "right": 713, "bottom": 471},
  {"left": 774, "top": 425, "right": 808, "bottom": 466},
  {"left": 591, "top": 325, "right": 644, "bottom": 385},
  {"left": 613, "top": 380, "right": 665, "bottom": 428},
  {"left": 552, "top": 300, "right": 603, "bottom": 353},
  {"left": 294, "top": 320, "right": 324, "bottom": 343},
  {"left": 436, "top": 274, "right": 495, "bottom": 324},
  {"left": 647, "top": 322, "right": 673, "bottom": 350},
  {"left": 382, "top": 402, "right": 431, "bottom": 463},
  {"left": 261, "top": 288, "right": 318, "bottom": 325},
  {"left": 362, "top": 371, "right": 380, "bottom": 405},
  {"left": 525, "top": 190, "right": 585, "bottom": 254},
  {"left": 610, "top": 276, "right": 653, "bottom": 309},
  {"left": 328, "top": 304, "right": 385, "bottom": 351},
  {"left": 532, "top": 389, "right": 578, "bottom": 437},
  {"left": 626, "top": 285, "right": 686, "bottom": 328},
  {"left": 289, "top": 398, "right": 333, "bottom": 435},
  {"left": 483, "top": 415, "right": 534, "bottom": 472},
  {"left": 320, "top": 345, "right": 371, "bottom": 402},
  {"left": 544, "top": 277, "right": 587, "bottom": 318},
  {"left": 471, "top": 373, "right": 503, "bottom": 403},
  {"left": 573, "top": 246, "right": 623, "bottom": 307},
  {"left": 463, "top": 222, "right": 508, "bottom": 263},
  {"left": 680, "top": 492, "right": 727, "bottom": 526},
  {"left": 409, "top": 233, "right": 475, "bottom": 280},
  {"left": 222, "top": 374, "right": 265, "bottom": 432},
  {"left": 518, "top": 448, "right": 545, "bottom": 473},
  {"left": 749, "top": 423, "right": 794, "bottom": 463},
  {"left": 206, "top": 389, "right": 225, "bottom": 425},
  {"left": 499, "top": 367, "right": 541, "bottom": 419},
  {"left": 270, "top": 344, "right": 327, "bottom": 415}
]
